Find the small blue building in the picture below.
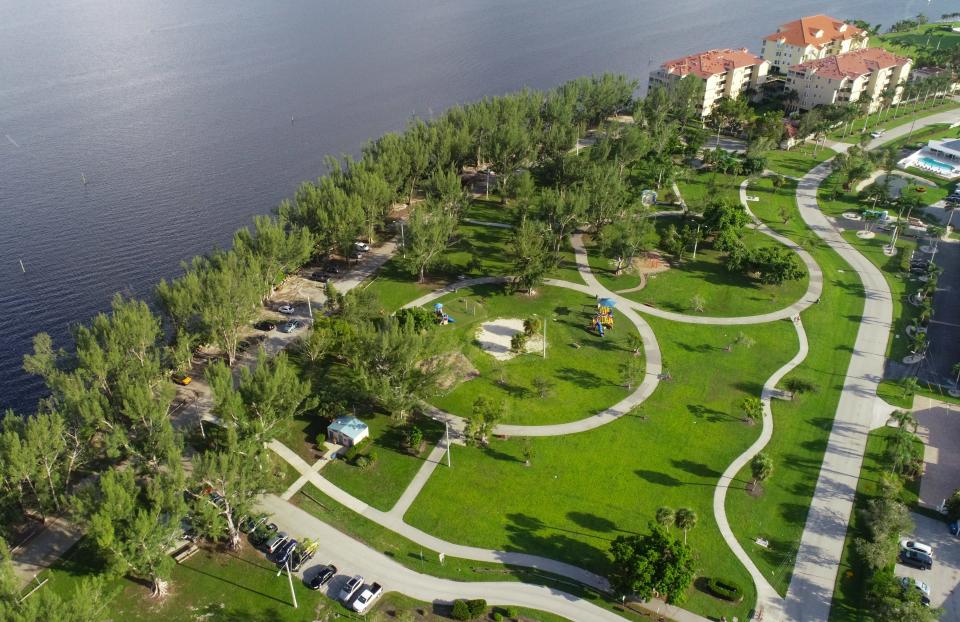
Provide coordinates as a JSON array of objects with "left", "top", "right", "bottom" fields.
[{"left": 326, "top": 416, "right": 370, "bottom": 448}]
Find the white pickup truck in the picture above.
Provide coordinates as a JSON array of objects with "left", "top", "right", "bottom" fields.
[{"left": 351, "top": 582, "right": 383, "bottom": 613}]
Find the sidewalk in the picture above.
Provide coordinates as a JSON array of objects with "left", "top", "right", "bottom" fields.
[{"left": 260, "top": 493, "right": 707, "bottom": 622}]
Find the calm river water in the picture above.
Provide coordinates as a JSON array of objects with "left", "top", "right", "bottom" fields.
[{"left": 0, "top": 0, "right": 934, "bottom": 411}]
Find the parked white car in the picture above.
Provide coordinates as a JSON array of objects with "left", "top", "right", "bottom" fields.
[
  {"left": 351, "top": 582, "right": 383, "bottom": 613},
  {"left": 278, "top": 304, "right": 295, "bottom": 315},
  {"left": 900, "top": 539, "right": 934, "bottom": 558},
  {"left": 899, "top": 575, "right": 931, "bottom": 596},
  {"left": 354, "top": 241, "right": 370, "bottom": 252}
]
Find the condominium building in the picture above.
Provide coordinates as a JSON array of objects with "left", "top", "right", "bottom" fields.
[
  {"left": 785, "top": 47, "right": 912, "bottom": 113},
  {"left": 761, "top": 14, "right": 869, "bottom": 74},
  {"left": 647, "top": 48, "right": 768, "bottom": 118}
]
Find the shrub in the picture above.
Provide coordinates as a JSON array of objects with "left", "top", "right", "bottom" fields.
[
  {"left": 706, "top": 577, "right": 744, "bottom": 602},
  {"left": 510, "top": 332, "right": 528, "bottom": 353},
  {"left": 523, "top": 316, "right": 541, "bottom": 337},
  {"left": 505, "top": 607, "right": 518, "bottom": 618},
  {"left": 784, "top": 377, "right": 817, "bottom": 395},
  {"left": 493, "top": 613, "right": 503, "bottom": 622},
  {"left": 404, "top": 425, "right": 424, "bottom": 454},
  {"left": 342, "top": 438, "right": 370, "bottom": 462},
  {"left": 451, "top": 599, "right": 471, "bottom": 620},
  {"left": 467, "top": 599, "right": 487, "bottom": 617}
]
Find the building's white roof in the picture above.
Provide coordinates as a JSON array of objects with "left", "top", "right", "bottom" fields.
[{"left": 930, "top": 138, "right": 960, "bottom": 157}]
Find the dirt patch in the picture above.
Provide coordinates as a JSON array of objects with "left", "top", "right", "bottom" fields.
[
  {"left": 475, "top": 318, "right": 544, "bottom": 361},
  {"left": 615, "top": 252, "right": 671, "bottom": 294},
  {"left": 425, "top": 352, "right": 479, "bottom": 391}
]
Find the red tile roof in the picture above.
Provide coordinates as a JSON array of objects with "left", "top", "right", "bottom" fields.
[
  {"left": 661, "top": 48, "right": 764, "bottom": 79},
  {"left": 789, "top": 47, "right": 911, "bottom": 81},
  {"left": 764, "top": 14, "right": 865, "bottom": 48}
]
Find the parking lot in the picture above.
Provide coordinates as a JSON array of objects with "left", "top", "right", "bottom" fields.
[
  {"left": 915, "top": 397, "right": 960, "bottom": 510},
  {"left": 896, "top": 512, "right": 960, "bottom": 619}
]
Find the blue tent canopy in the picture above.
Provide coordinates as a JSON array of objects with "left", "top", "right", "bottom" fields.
[
  {"left": 434, "top": 303, "right": 444, "bottom": 310},
  {"left": 598, "top": 298, "right": 616, "bottom": 308}
]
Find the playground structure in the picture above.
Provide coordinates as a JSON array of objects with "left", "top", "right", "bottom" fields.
[
  {"left": 592, "top": 298, "right": 616, "bottom": 336},
  {"left": 434, "top": 303, "right": 456, "bottom": 325}
]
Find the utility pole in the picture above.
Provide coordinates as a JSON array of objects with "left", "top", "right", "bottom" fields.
[
  {"left": 306, "top": 296, "right": 312, "bottom": 324},
  {"left": 692, "top": 224, "right": 702, "bottom": 260},
  {"left": 445, "top": 420, "right": 451, "bottom": 468},
  {"left": 543, "top": 316, "right": 547, "bottom": 359},
  {"left": 399, "top": 221, "right": 406, "bottom": 257},
  {"left": 285, "top": 559, "right": 298, "bottom": 609}
]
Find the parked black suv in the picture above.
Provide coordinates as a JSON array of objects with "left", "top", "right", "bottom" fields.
[{"left": 899, "top": 549, "right": 933, "bottom": 570}]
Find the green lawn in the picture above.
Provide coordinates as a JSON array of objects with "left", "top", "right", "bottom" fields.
[
  {"left": 725, "top": 175, "right": 865, "bottom": 594},
  {"left": 838, "top": 230, "right": 919, "bottom": 361},
  {"left": 41, "top": 536, "right": 581, "bottom": 622},
  {"left": 881, "top": 122, "right": 960, "bottom": 152},
  {"left": 588, "top": 217, "right": 810, "bottom": 318},
  {"left": 874, "top": 22, "right": 960, "bottom": 56},
  {"left": 322, "top": 414, "right": 445, "bottom": 511},
  {"left": 424, "top": 283, "right": 642, "bottom": 426},
  {"left": 406, "top": 316, "right": 798, "bottom": 621},
  {"left": 828, "top": 427, "right": 923, "bottom": 622},
  {"left": 826, "top": 98, "right": 960, "bottom": 142},
  {"left": 364, "top": 214, "right": 582, "bottom": 314},
  {"left": 674, "top": 170, "right": 742, "bottom": 210},
  {"left": 293, "top": 486, "right": 663, "bottom": 622},
  {"left": 763, "top": 143, "right": 836, "bottom": 178},
  {"left": 44, "top": 539, "right": 350, "bottom": 622},
  {"left": 878, "top": 378, "right": 960, "bottom": 410}
]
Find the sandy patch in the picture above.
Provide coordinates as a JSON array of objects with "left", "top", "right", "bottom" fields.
[
  {"left": 476, "top": 318, "right": 544, "bottom": 361},
  {"left": 424, "top": 352, "right": 479, "bottom": 391},
  {"left": 615, "top": 252, "right": 670, "bottom": 294}
]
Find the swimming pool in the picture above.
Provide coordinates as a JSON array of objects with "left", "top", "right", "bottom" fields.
[{"left": 919, "top": 156, "right": 957, "bottom": 175}]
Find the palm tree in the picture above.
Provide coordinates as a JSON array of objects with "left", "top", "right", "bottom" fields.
[
  {"left": 751, "top": 452, "right": 773, "bottom": 489},
  {"left": 655, "top": 506, "right": 675, "bottom": 529},
  {"left": 890, "top": 410, "right": 918, "bottom": 433},
  {"left": 674, "top": 508, "right": 698, "bottom": 544}
]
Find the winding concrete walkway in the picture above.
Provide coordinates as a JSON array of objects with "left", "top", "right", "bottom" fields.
[
  {"left": 782, "top": 154, "right": 896, "bottom": 622},
  {"left": 570, "top": 233, "right": 822, "bottom": 326},
  {"left": 266, "top": 441, "right": 710, "bottom": 622},
  {"left": 400, "top": 276, "right": 663, "bottom": 437},
  {"left": 713, "top": 318, "right": 809, "bottom": 621},
  {"left": 258, "top": 492, "right": 706, "bottom": 622}
]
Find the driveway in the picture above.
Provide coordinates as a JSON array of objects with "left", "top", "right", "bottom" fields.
[
  {"left": 921, "top": 239, "right": 960, "bottom": 386},
  {"left": 896, "top": 512, "right": 960, "bottom": 619},
  {"left": 915, "top": 398, "right": 960, "bottom": 511}
]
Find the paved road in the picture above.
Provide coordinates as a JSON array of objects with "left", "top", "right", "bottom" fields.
[
  {"left": 783, "top": 156, "right": 896, "bottom": 622},
  {"left": 921, "top": 238, "right": 960, "bottom": 386},
  {"left": 914, "top": 397, "right": 960, "bottom": 510},
  {"left": 258, "top": 494, "right": 705, "bottom": 622},
  {"left": 784, "top": 108, "right": 960, "bottom": 621}
]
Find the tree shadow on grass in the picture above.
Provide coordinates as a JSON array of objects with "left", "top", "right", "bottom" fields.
[
  {"left": 195, "top": 606, "right": 288, "bottom": 622},
  {"left": 688, "top": 403, "right": 739, "bottom": 423},
  {"left": 671, "top": 459, "right": 721, "bottom": 479},
  {"left": 179, "top": 561, "right": 291, "bottom": 607},
  {"left": 504, "top": 514, "right": 611, "bottom": 573},
  {"left": 634, "top": 469, "right": 682, "bottom": 487},
  {"left": 480, "top": 444, "right": 523, "bottom": 463},
  {"left": 675, "top": 342, "right": 719, "bottom": 353},
  {"left": 555, "top": 367, "right": 606, "bottom": 389},
  {"left": 566, "top": 512, "right": 617, "bottom": 533},
  {"left": 733, "top": 380, "right": 765, "bottom": 395}
]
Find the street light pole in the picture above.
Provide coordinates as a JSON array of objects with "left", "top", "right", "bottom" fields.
[
  {"left": 445, "top": 420, "right": 451, "bottom": 468},
  {"left": 285, "top": 559, "right": 298, "bottom": 609}
]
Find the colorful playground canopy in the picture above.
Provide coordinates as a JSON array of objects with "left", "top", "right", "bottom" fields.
[
  {"left": 434, "top": 303, "right": 444, "bottom": 310},
  {"left": 598, "top": 298, "right": 617, "bottom": 308}
]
